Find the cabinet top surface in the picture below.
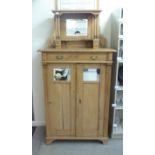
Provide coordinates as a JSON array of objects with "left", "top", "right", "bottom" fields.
[
  {"left": 52, "top": 10, "right": 102, "bottom": 14},
  {"left": 39, "top": 48, "right": 116, "bottom": 53}
]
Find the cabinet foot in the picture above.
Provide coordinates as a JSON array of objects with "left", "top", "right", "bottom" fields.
[
  {"left": 45, "top": 137, "right": 108, "bottom": 144},
  {"left": 100, "top": 138, "right": 108, "bottom": 144},
  {"left": 45, "top": 138, "right": 55, "bottom": 144}
]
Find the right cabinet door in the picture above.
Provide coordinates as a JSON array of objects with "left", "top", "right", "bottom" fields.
[{"left": 76, "top": 64, "right": 106, "bottom": 137}]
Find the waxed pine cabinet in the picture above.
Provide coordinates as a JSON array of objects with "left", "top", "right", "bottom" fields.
[
  {"left": 39, "top": 5, "right": 116, "bottom": 144},
  {"left": 40, "top": 49, "right": 115, "bottom": 144}
]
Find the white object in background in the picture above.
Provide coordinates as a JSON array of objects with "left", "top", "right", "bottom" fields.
[
  {"left": 117, "top": 57, "right": 123, "bottom": 63},
  {"left": 112, "top": 103, "right": 116, "bottom": 107},
  {"left": 119, "top": 35, "right": 123, "bottom": 39},
  {"left": 113, "top": 124, "right": 118, "bottom": 128},
  {"left": 115, "top": 85, "right": 123, "bottom": 91}
]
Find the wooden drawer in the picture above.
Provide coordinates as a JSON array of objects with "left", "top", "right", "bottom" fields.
[
  {"left": 77, "top": 54, "right": 107, "bottom": 61},
  {"left": 46, "top": 53, "right": 76, "bottom": 61},
  {"left": 44, "top": 53, "right": 111, "bottom": 62}
]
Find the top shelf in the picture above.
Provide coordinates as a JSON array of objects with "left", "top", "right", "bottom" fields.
[
  {"left": 119, "top": 18, "right": 123, "bottom": 23},
  {"left": 54, "top": 0, "right": 100, "bottom": 11},
  {"left": 39, "top": 48, "right": 116, "bottom": 53},
  {"left": 52, "top": 10, "right": 102, "bottom": 15}
]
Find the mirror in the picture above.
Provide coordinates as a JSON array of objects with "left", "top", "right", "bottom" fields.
[
  {"left": 66, "top": 19, "right": 88, "bottom": 36},
  {"left": 53, "top": 68, "right": 70, "bottom": 81},
  {"left": 83, "top": 68, "right": 100, "bottom": 81}
]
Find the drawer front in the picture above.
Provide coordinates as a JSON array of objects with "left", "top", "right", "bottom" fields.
[
  {"left": 47, "top": 53, "right": 76, "bottom": 61},
  {"left": 77, "top": 54, "right": 107, "bottom": 61},
  {"left": 45, "top": 53, "right": 111, "bottom": 62}
]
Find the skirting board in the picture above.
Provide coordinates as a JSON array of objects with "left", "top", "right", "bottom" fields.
[
  {"left": 32, "top": 121, "right": 45, "bottom": 126},
  {"left": 111, "top": 134, "right": 123, "bottom": 139}
]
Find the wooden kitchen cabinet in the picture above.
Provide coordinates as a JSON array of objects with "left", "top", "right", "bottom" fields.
[
  {"left": 40, "top": 49, "right": 115, "bottom": 144},
  {"left": 39, "top": 1, "right": 116, "bottom": 144}
]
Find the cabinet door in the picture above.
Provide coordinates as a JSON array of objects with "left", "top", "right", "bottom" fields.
[
  {"left": 76, "top": 64, "right": 105, "bottom": 137},
  {"left": 46, "top": 64, "right": 76, "bottom": 136}
]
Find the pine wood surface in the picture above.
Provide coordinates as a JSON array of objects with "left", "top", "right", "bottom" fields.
[
  {"left": 41, "top": 51, "right": 114, "bottom": 144},
  {"left": 40, "top": 2, "right": 116, "bottom": 144},
  {"left": 39, "top": 48, "right": 116, "bottom": 52}
]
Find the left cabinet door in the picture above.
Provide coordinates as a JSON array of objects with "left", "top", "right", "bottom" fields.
[{"left": 45, "top": 64, "right": 76, "bottom": 136}]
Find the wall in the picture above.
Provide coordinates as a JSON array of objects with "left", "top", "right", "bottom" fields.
[
  {"left": 32, "top": 0, "right": 55, "bottom": 125},
  {"left": 99, "top": 0, "right": 122, "bottom": 47},
  {"left": 32, "top": 0, "right": 122, "bottom": 125}
]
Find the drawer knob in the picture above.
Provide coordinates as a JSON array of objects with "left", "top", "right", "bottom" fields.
[
  {"left": 48, "top": 101, "right": 52, "bottom": 104},
  {"left": 56, "top": 55, "right": 63, "bottom": 60},
  {"left": 90, "top": 56, "right": 97, "bottom": 60}
]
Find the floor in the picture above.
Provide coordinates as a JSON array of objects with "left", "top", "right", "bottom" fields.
[{"left": 32, "top": 127, "right": 123, "bottom": 155}]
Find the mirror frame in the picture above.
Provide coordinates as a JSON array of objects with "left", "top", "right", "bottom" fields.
[{"left": 56, "top": 0, "right": 99, "bottom": 10}]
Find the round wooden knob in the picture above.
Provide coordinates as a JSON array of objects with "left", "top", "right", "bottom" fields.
[
  {"left": 90, "top": 56, "right": 97, "bottom": 60},
  {"left": 56, "top": 55, "right": 63, "bottom": 60}
]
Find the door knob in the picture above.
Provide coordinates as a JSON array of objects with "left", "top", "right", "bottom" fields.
[
  {"left": 90, "top": 56, "right": 97, "bottom": 60},
  {"left": 56, "top": 55, "right": 63, "bottom": 60},
  {"left": 48, "top": 101, "right": 52, "bottom": 104},
  {"left": 79, "top": 99, "right": 82, "bottom": 104}
]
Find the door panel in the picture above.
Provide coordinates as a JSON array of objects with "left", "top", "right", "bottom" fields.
[
  {"left": 82, "top": 84, "right": 99, "bottom": 136},
  {"left": 47, "top": 64, "right": 76, "bottom": 136},
  {"left": 76, "top": 64, "right": 104, "bottom": 137}
]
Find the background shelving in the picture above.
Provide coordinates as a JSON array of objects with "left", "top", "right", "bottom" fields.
[{"left": 112, "top": 8, "right": 123, "bottom": 138}]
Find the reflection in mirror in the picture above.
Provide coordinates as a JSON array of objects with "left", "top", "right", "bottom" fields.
[
  {"left": 53, "top": 68, "right": 70, "bottom": 81},
  {"left": 66, "top": 19, "right": 88, "bottom": 36},
  {"left": 83, "top": 69, "right": 100, "bottom": 81}
]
